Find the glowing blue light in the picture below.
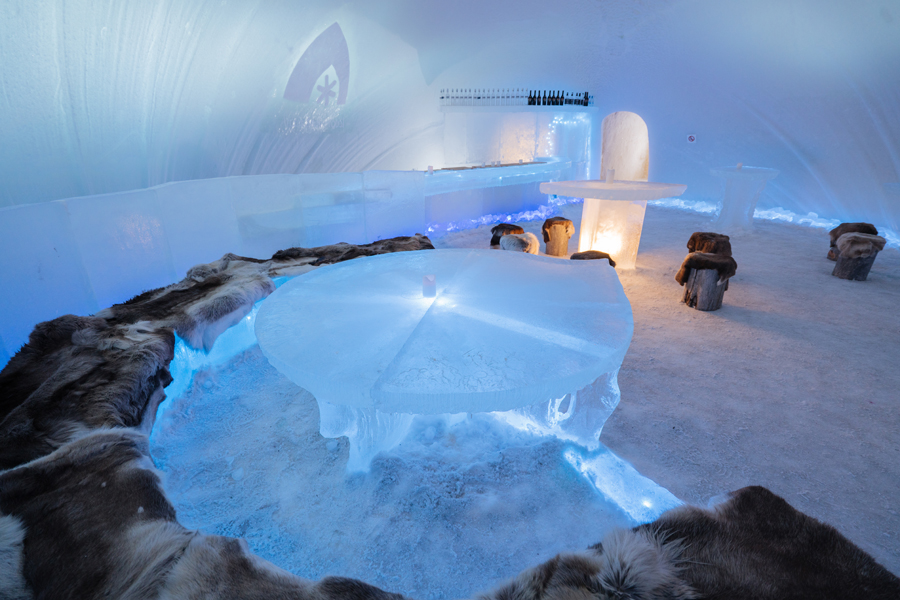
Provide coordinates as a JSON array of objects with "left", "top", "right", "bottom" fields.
[{"left": 564, "top": 446, "right": 682, "bottom": 524}]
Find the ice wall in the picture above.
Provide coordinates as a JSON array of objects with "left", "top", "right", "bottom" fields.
[
  {"left": 2, "top": 0, "right": 898, "bottom": 233},
  {"left": 0, "top": 159, "right": 574, "bottom": 360}
]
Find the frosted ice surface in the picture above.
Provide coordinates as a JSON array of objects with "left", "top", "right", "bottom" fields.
[
  {"left": 710, "top": 166, "right": 779, "bottom": 231},
  {"left": 564, "top": 446, "right": 682, "bottom": 523},
  {"left": 153, "top": 302, "right": 264, "bottom": 436},
  {"left": 65, "top": 188, "right": 176, "bottom": 308},
  {"left": 539, "top": 180, "right": 687, "bottom": 202},
  {"left": 155, "top": 178, "right": 243, "bottom": 278},
  {"left": 363, "top": 170, "right": 426, "bottom": 241},
  {"left": 0, "top": 201, "right": 99, "bottom": 356},
  {"left": 256, "top": 248, "right": 633, "bottom": 470}
]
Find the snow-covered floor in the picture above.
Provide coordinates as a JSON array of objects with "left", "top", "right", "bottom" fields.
[
  {"left": 436, "top": 203, "right": 900, "bottom": 574},
  {"left": 151, "top": 349, "right": 640, "bottom": 600},
  {"left": 151, "top": 203, "right": 900, "bottom": 597}
]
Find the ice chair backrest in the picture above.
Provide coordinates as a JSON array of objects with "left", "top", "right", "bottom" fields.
[{"left": 599, "top": 112, "right": 649, "bottom": 182}]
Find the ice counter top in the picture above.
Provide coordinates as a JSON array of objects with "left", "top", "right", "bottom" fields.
[{"left": 539, "top": 180, "right": 687, "bottom": 201}]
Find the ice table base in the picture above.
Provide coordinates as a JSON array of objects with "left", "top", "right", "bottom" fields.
[
  {"left": 318, "top": 369, "right": 621, "bottom": 471},
  {"left": 539, "top": 180, "right": 687, "bottom": 269}
]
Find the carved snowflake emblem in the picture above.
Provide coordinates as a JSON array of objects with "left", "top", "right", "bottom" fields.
[{"left": 316, "top": 74, "right": 337, "bottom": 104}]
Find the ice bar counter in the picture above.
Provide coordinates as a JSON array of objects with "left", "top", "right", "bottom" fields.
[
  {"left": 255, "top": 249, "right": 634, "bottom": 471},
  {"left": 540, "top": 175, "right": 687, "bottom": 269}
]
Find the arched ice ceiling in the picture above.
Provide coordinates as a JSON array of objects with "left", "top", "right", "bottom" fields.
[{"left": 1, "top": 0, "right": 898, "bottom": 231}]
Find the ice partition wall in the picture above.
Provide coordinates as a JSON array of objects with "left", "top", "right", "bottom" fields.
[{"left": 0, "top": 157, "right": 578, "bottom": 362}]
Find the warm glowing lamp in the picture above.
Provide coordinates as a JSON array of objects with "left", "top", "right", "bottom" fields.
[
  {"left": 540, "top": 179, "right": 687, "bottom": 269},
  {"left": 540, "top": 111, "right": 686, "bottom": 269}
]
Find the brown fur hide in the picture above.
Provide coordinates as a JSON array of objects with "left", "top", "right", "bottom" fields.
[
  {"left": 633, "top": 486, "right": 900, "bottom": 599},
  {"left": 100, "top": 235, "right": 435, "bottom": 350},
  {"left": 499, "top": 232, "right": 540, "bottom": 254},
  {"left": 675, "top": 252, "right": 737, "bottom": 285},
  {"left": 569, "top": 251, "right": 616, "bottom": 267},
  {"left": 686, "top": 232, "right": 732, "bottom": 256},
  {"left": 0, "top": 429, "right": 407, "bottom": 600},
  {"left": 829, "top": 222, "right": 878, "bottom": 246},
  {"left": 480, "top": 487, "right": 900, "bottom": 600},
  {"left": 541, "top": 217, "right": 574, "bottom": 243},
  {"left": 490, "top": 223, "right": 525, "bottom": 247},
  {"left": 0, "top": 316, "right": 174, "bottom": 470},
  {"left": 828, "top": 223, "right": 878, "bottom": 259},
  {"left": 835, "top": 232, "right": 886, "bottom": 259},
  {"left": 0, "top": 235, "right": 433, "bottom": 471}
]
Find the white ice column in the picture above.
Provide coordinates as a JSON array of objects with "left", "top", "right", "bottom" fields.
[
  {"left": 578, "top": 199, "right": 649, "bottom": 270},
  {"left": 711, "top": 166, "right": 779, "bottom": 231}
]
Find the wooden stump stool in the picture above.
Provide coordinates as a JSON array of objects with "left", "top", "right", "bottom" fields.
[
  {"left": 570, "top": 250, "right": 616, "bottom": 267},
  {"left": 490, "top": 223, "right": 524, "bottom": 248},
  {"left": 542, "top": 217, "right": 575, "bottom": 257},
  {"left": 676, "top": 252, "right": 737, "bottom": 311},
  {"left": 827, "top": 222, "right": 878, "bottom": 261},
  {"left": 832, "top": 232, "right": 886, "bottom": 281}
]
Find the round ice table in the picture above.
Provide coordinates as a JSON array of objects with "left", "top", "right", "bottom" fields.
[
  {"left": 256, "top": 249, "right": 634, "bottom": 471},
  {"left": 540, "top": 180, "right": 687, "bottom": 269},
  {"left": 710, "top": 166, "right": 779, "bottom": 230}
]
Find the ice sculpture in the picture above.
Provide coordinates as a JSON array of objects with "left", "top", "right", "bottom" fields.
[
  {"left": 540, "top": 179, "right": 687, "bottom": 269},
  {"left": 711, "top": 165, "right": 779, "bottom": 231},
  {"left": 255, "top": 248, "right": 633, "bottom": 471}
]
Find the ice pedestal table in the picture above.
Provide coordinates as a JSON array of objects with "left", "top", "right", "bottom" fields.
[
  {"left": 540, "top": 179, "right": 688, "bottom": 269},
  {"left": 255, "top": 249, "right": 634, "bottom": 471},
  {"left": 710, "top": 165, "right": 779, "bottom": 230}
]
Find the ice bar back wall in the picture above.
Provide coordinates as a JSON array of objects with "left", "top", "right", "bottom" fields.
[{"left": 1, "top": 0, "right": 899, "bottom": 363}]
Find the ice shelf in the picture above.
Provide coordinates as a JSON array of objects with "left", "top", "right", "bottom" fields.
[
  {"left": 540, "top": 180, "right": 687, "bottom": 202},
  {"left": 710, "top": 166, "right": 779, "bottom": 231},
  {"left": 540, "top": 180, "right": 687, "bottom": 269},
  {"left": 255, "top": 248, "right": 634, "bottom": 470}
]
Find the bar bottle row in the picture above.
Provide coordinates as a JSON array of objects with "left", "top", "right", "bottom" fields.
[{"left": 439, "top": 89, "right": 594, "bottom": 107}]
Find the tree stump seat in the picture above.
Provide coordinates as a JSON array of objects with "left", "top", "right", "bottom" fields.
[
  {"left": 827, "top": 222, "right": 878, "bottom": 260},
  {"left": 832, "top": 232, "right": 886, "bottom": 281},
  {"left": 541, "top": 217, "right": 575, "bottom": 257},
  {"left": 676, "top": 252, "right": 738, "bottom": 311}
]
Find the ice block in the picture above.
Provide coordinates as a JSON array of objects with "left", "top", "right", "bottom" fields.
[{"left": 710, "top": 165, "right": 779, "bottom": 231}]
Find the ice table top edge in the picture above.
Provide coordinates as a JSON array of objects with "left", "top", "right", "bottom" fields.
[
  {"left": 255, "top": 249, "right": 634, "bottom": 415},
  {"left": 539, "top": 180, "right": 687, "bottom": 201}
]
